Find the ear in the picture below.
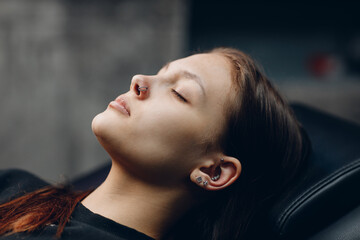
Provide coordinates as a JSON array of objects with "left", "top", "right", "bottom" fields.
[{"left": 190, "top": 155, "right": 241, "bottom": 191}]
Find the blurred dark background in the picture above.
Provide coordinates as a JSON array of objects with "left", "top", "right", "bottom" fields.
[
  {"left": 0, "top": 0, "right": 359, "bottom": 181},
  {"left": 189, "top": 0, "right": 360, "bottom": 79}
]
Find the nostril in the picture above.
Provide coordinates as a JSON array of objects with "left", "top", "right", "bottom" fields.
[{"left": 134, "top": 84, "right": 140, "bottom": 95}]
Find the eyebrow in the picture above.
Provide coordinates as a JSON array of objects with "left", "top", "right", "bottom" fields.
[{"left": 161, "top": 62, "right": 206, "bottom": 96}]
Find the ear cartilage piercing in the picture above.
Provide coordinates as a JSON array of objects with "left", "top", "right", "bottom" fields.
[
  {"left": 203, "top": 181, "right": 208, "bottom": 187},
  {"left": 211, "top": 174, "right": 220, "bottom": 181},
  {"left": 196, "top": 176, "right": 203, "bottom": 183},
  {"left": 138, "top": 86, "right": 148, "bottom": 92}
]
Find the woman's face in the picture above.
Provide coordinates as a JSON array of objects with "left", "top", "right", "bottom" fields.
[{"left": 92, "top": 53, "right": 234, "bottom": 184}]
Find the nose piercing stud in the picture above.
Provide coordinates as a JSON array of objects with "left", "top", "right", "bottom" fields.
[{"left": 138, "top": 86, "right": 148, "bottom": 92}]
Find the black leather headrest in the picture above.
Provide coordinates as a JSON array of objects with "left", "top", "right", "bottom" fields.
[{"left": 268, "top": 103, "right": 360, "bottom": 239}]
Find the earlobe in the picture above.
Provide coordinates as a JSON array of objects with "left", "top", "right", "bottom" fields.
[{"left": 190, "top": 156, "right": 241, "bottom": 191}]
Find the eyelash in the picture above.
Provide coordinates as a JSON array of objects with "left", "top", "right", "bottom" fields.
[{"left": 172, "top": 89, "right": 187, "bottom": 102}]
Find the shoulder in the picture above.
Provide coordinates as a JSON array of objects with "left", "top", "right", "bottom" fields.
[{"left": 0, "top": 169, "right": 49, "bottom": 204}]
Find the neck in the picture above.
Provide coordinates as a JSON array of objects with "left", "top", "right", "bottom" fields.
[{"left": 81, "top": 161, "right": 193, "bottom": 239}]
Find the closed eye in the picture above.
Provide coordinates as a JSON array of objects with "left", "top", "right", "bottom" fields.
[{"left": 172, "top": 89, "right": 187, "bottom": 102}]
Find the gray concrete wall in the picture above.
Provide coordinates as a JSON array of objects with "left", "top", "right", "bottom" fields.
[{"left": 0, "top": 0, "right": 189, "bottom": 182}]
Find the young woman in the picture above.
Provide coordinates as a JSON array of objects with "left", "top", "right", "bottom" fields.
[{"left": 0, "top": 47, "right": 310, "bottom": 240}]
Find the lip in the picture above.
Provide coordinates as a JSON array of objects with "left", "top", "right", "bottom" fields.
[{"left": 109, "top": 95, "right": 130, "bottom": 116}]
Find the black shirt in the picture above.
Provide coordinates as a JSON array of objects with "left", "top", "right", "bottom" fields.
[{"left": 0, "top": 169, "right": 155, "bottom": 240}]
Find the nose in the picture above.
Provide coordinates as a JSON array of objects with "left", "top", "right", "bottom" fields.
[{"left": 131, "top": 74, "right": 152, "bottom": 100}]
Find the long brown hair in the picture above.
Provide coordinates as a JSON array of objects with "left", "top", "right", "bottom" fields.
[
  {"left": 0, "top": 185, "right": 91, "bottom": 237},
  {"left": 0, "top": 47, "right": 310, "bottom": 239}
]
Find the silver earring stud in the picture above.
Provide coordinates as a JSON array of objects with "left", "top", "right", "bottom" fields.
[
  {"left": 220, "top": 158, "right": 224, "bottom": 163},
  {"left": 203, "top": 181, "right": 208, "bottom": 187},
  {"left": 138, "top": 86, "right": 148, "bottom": 92},
  {"left": 211, "top": 174, "right": 220, "bottom": 181},
  {"left": 196, "top": 176, "right": 203, "bottom": 183}
]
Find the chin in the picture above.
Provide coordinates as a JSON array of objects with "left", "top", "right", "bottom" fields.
[
  {"left": 91, "top": 110, "right": 127, "bottom": 152},
  {"left": 91, "top": 113, "right": 116, "bottom": 153},
  {"left": 91, "top": 112, "right": 104, "bottom": 137},
  {"left": 91, "top": 110, "right": 117, "bottom": 139}
]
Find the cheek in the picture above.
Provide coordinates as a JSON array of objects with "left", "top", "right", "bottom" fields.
[
  {"left": 128, "top": 109, "right": 208, "bottom": 181},
  {"left": 133, "top": 107, "right": 206, "bottom": 157}
]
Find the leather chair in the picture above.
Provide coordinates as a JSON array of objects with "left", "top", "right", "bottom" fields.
[
  {"left": 268, "top": 103, "right": 360, "bottom": 240},
  {"left": 73, "top": 103, "right": 360, "bottom": 240}
]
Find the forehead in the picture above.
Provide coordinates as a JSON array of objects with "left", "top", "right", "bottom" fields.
[{"left": 166, "top": 53, "right": 230, "bottom": 77}]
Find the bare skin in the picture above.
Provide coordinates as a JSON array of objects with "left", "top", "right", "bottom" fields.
[{"left": 81, "top": 163, "right": 193, "bottom": 239}]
